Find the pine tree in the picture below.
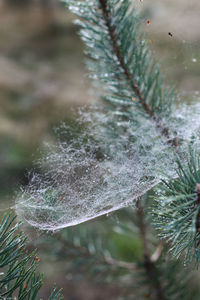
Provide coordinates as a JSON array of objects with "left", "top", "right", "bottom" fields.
[{"left": 2, "top": 0, "right": 200, "bottom": 299}]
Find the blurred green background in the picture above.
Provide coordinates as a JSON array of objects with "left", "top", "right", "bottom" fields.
[{"left": 0, "top": 0, "right": 199, "bottom": 298}]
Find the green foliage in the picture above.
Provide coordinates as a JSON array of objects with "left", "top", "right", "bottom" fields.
[
  {"left": 152, "top": 149, "right": 200, "bottom": 264},
  {"left": 0, "top": 214, "right": 63, "bottom": 300}
]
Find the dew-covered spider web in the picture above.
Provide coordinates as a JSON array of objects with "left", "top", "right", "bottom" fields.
[{"left": 16, "top": 101, "right": 200, "bottom": 231}]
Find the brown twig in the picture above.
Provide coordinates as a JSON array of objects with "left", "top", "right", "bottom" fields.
[
  {"left": 105, "top": 256, "right": 136, "bottom": 271},
  {"left": 137, "top": 200, "right": 166, "bottom": 300},
  {"left": 151, "top": 242, "right": 164, "bottom": 263}
]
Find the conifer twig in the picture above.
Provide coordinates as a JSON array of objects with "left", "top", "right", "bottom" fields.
[
  {"left": 99, "top": 0, "right": 153, "bottom": 117},
  {"left": 137, "top": 200, "right": 166, "bottom": 300},
  {"left": 99, "top": 0, "right": 178, "bottom": 147}
]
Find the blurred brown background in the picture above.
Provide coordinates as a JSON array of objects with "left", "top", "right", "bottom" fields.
[{"left": 0, "top": 0, "right": 199, "bottom": 298}]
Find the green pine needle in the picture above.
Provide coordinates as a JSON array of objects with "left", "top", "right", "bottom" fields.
[
  {"left": 0, "top": 214, "right": 63, "bottom": 299},
  {"left": 152, "top": 149, "right": 200, "bottom": 265}
]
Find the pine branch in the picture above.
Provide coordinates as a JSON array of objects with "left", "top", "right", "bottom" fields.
[
  {"left": 67, "top": 0, "right": 180, "bottom": 143},
  {"left": 152, "top": 149, "right": 200, "bottom": 264},
  {"left": 99, "top": 0, "right": 153, "bottom": 117},
  {"left": 98, "top": 0, "right": 177, "bottom": 147},
  {"left": 0, "top": 214, "right": 63, "bottom": 300}
]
